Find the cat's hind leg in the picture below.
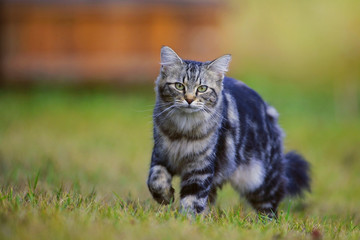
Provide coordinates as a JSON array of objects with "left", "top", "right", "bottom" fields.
[
  {"left": 245, "top": 176, "right": 286, "bottom": 218},
  {"left": 229, "top": 160, "right": 285, "bottom": 218}
]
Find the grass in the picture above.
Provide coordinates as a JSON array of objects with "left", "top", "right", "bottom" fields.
[{"left": 0, "top": 78, "right": 359, "bottom": 239}]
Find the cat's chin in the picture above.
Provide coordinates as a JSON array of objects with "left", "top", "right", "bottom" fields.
[{"left": 179, "top": 107, "right": 201, "bottom": 114}]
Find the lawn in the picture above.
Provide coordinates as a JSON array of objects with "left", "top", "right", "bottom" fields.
[{"left": 0, "top": 78, "right": 359, "bottom": 239}]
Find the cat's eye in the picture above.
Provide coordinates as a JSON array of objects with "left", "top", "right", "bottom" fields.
[
  {"left": 197, "top": 85, "right": 208, "bottom": 93},
  {"left": 175, "top": 83, "right": 185, "bottom": 90}
]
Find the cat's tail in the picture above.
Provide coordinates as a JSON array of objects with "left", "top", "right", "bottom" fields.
[{"left": 284, "top": 151, "right": 311, "bottom": 196}]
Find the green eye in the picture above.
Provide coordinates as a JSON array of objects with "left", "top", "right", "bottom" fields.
[
  {"left": 175, "top": 83, "right": 185, "bottom": 90},
  {"left": 197, "top": 85, "right": 208, "bottom": 93}
]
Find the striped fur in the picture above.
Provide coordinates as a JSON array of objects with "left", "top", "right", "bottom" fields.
[{"left": 147, "top": 46, "right": 311, "bottom": 217}]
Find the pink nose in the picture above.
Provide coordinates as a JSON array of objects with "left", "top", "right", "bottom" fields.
[{"left": 185, "top": 98, "right": 194, "bottom": 104}]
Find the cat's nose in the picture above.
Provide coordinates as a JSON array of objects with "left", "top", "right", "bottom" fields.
[{"left": 185, "top": 98, "right": 194, "bottom": 105}]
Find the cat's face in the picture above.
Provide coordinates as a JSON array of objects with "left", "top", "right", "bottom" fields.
[{"left": 156, "top": 46, "right": 231, "bottom": 114}]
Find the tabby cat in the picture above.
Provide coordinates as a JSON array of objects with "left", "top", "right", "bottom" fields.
[{"left": 147, "top": 46, "right": 310, "bottom": 217}]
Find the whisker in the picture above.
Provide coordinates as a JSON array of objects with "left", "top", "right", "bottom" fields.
[
  {"left": 153, "top": 105, "right": 175, "bottom": 118},
  {"left": 203, "top": 105, "right": 223, "bottom": 119}
]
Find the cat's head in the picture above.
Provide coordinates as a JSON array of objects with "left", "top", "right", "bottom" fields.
[{"left": 156, "top": 46, "right": 231, "bottom": 113}]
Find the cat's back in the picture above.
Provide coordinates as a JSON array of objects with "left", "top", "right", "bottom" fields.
[
  {"left": 222, "top": 77, "right": 281, "bottom": 151},
  {"left": 223, "top": 77, "right": 267, "bottom": 118}
]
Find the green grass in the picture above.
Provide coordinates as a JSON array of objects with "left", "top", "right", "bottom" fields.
[{"left": 0, "top": 79, "right": 359, "bottom": 239}]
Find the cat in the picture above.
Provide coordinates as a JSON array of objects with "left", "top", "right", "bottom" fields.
[{"left": 147, "top": 46, "right": 310, "bottom": 217}]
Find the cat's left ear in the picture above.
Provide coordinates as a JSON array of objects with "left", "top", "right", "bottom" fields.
[
  {"left": 207, "top": 54, "right": 232, "bottom": 75},
  {"left": 160, "top": 46, "right": 183, "bottom": 67}
]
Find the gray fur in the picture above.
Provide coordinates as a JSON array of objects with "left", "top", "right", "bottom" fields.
[{"left": 147, "top": 46, "right": 311, "bottom": 217}]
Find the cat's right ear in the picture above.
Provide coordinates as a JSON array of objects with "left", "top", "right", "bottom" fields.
[
  {"left": 160, "top": 46, "right": 183, "bottom": 68},
  {"left": 207, "top": 54, "right": 232, "bottom": 75}
]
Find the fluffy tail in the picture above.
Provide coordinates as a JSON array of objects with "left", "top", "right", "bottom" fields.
[{"left": 284, "top": 151, "right": 311, "bottom": 196}]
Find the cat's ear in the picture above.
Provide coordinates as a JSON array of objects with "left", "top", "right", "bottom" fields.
[
  {"left": 207, "top": 54, "right": 232, "bottom": 75},
  {"left": 160, "top": 46, "right": 183, "bottom": 67}
]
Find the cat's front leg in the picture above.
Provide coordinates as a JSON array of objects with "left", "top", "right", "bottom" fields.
[
  {"left": 180, "top": 166, "right": 214, "bottom": 214},
  {"left": 147, "top": 165, "right": 174, "bottom": 205}
]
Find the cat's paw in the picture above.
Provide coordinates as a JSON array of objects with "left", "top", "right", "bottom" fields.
[
  {"left": 180, "top": 196, "right": 208, "bottom": 214},
  {"left": 147, "top": 165, "right": 174, "bottom": 204},
  {"left": 148, "top": 184, "right": 175, "bottom": 205}
]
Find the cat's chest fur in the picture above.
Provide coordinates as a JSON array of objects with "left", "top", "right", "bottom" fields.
[{"left": 156, "top": 112, "right": 218, "bottom": 173}]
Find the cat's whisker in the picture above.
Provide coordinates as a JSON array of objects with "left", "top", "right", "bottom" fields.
[
  {"left": 203, "top": 105, "right": 223, "bottom": 119},
  {"left": 134, "top": 103, "right": 172, "bottom": 113},
  {"left": 153, "top": 105, "right": 175, "bottom": 118}
]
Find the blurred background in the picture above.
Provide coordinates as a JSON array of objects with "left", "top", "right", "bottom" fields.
[
  {"left": 2, "top": 0, "right": 359, "bottom": 116},
  {"left": 1, "top": 0, "right": 360, "bottom": 218}
]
